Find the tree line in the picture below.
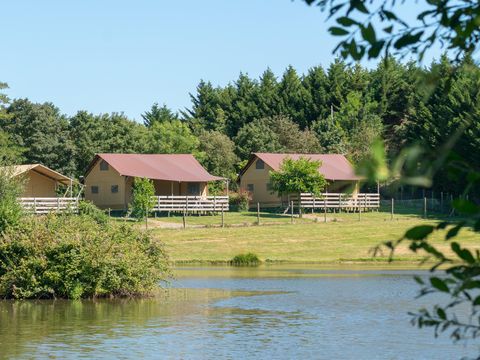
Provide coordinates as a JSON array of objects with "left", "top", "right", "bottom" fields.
[{"left": 0, "top": 55, "right": 478, "bottom": 196}]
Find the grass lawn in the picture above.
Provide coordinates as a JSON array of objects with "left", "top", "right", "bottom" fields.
[{"left": 150, "top": 211, "right": 480, "bottom": 264}]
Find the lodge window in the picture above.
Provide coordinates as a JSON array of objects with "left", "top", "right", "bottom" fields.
[
  {"left": 111, "top": 185, "right": 119, "bottom": 194},
  {"left": 91, "top": 186, "right": 99, "bottom": 194},
  {"left": 247, "top": 184, "right": 254, "bottom": 193},
  {"left": 187, "top": 183, "right": 200, "bottom": 195},
  {"left": 100, "top": 160, "right": 109, "bottom": 171},
  {"left": 255, "top": 159, "right": 264, "bottom": 170}
]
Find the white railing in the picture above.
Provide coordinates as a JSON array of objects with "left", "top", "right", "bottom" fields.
[
  {"left": 19, "top": 197, "right": 79, "bottom": 214},
  {"left": 152, "top": 195, "right": 229, "bottom": 212},
  {"left": 297, "top": 193, "right": 380, "bottom": 209}
]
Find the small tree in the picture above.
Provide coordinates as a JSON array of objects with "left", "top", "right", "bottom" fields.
[
  {"left": 0, "top": 167, "right": 24, "bottom": 233},
  {"left": 269, "top": 157, "right": 328, "bottom": 214},
  {"left": 130, "top": 177, "right": 155, "bottom": 220}
]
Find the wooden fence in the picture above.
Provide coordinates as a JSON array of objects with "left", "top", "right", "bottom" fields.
[
  {"left": 152, "top": 195, "right": 229, "bottom": 212},
  {"left": 295, "top": 193, "right": 380, "bottom": 210},
  {"left": 19, "top": 197, "right": 79, "bottom": 214}
]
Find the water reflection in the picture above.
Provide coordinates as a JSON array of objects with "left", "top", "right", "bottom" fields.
[{"left": 0, "top": 267, "right": 476, "bottom": 359}]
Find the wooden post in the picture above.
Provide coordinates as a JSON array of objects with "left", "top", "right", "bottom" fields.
[
  {"left": 298, "top": 194, "right": 302, "bottom": 219},
  {"left": 423, "top": 197, "right": 427, "bottom": 219},
  {"left": 358, "top": 196, "right": 362, "bottom": 221},
  {"left": 339, "top": 193, "right": 342, "bottom": 213},
  {"left": 257, "top": 202, "right": 260, "bottom": 225},
  {"left": 312, "top": 195, "right": 315, "bottom": 214},
  {"left": 290, "top": 200, "right": 294, "bottom": 224},
  {"left": 214, "top": 195, "right": 217, "bottom": 213},
  {"left": 324, "top": 197, "right": 327, "bottom": 223},
  {"left": 391, "top": 198, "right": 394, "bottom": 220},
  {"left": 221, "top": 205, "right": 225, "bottom": 228},
  {"left": 186, "top": 197, "right": 189, "bottom": 216},
  {"left": 57, "top": 197, "right": 60, "bottom": 213},
  {"left": 33, "top": 197, "right": 37, "bottom": 214},
  {"left": 183, "top": 206, "right": 186, "bottom": 229}
]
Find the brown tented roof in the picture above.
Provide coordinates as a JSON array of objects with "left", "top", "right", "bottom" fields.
[
  {"left": 242, "top": 153, "right": 361, "bottom": 181},
  {"left": 2, "top": 164, "right": 75, "bottom": 185},
  {"left": 86, "top": 154, "right": 224, "bottom": 182}
]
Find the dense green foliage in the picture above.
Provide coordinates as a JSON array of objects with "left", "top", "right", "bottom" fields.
[
  {"left": 230, "top": 253, "right": 260, "bottom": 266},
  {"left": 1, "top": 57, "right": 479, "bottom": 199},
  {"left": 0, "top": 168, "right": 24, "bottom": 234},
  {"left": 130, "top": 178, "right": 155, "bottom": 219},
  {"left": 228, "top": 190, "right": 250, "bottom": 212},
  {"left": 77, "top": 200, "right": 109, "bottom": 225},
  {"left": 270, "top": 158, "right": 328, "bottom": 197},
  {"left": 0, "top": 214, "right": 169, "bottom": 299}
]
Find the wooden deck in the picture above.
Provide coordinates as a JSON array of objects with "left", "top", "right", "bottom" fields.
[
  {"left": 152, "top": 195, "right": 229, "bottom": 212},
  {"left": 19, "top": 197, "right": 79, "bottom": 214}
]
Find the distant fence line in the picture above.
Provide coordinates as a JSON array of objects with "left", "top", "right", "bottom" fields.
[
  {"left": 152, "top": 195, "right": 229, "bottom": 212},
  {"left": 19, "top": 197, "right": 79, "bottom": 214},
  {"left": 293, "top": 193, "right": 380, "bottom": 210}
]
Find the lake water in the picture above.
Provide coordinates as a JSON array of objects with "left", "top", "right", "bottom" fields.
[{"left": 0, "top": 265, "right": 477, "bottom": 359}]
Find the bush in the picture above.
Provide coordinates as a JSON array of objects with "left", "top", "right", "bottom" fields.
[
  {"left": 229, "top": 190, "right": 250, "bottom": 212},
  {"left": 230, "top": 253, "right": 260, "bottom": 266},
  {"left": 0, "top": 214, "right": 170, "bottom": 299},
  {"left": 0, "top": 167, "right": 24, "bottom": 234},
  {"left": 77, "top": 200, "right": 108, "bottom": 225},
  {"left": 130, "top": 177, "right": 155, "bottom": 219}
]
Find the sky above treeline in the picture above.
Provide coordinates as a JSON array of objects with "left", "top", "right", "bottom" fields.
[{"left": 3, "top": 0, "right": 438, "bottom": 121}]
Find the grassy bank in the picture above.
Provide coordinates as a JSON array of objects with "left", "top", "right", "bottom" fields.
[{"left": 150, "top": 211, "right": 480, "bottom": 264}]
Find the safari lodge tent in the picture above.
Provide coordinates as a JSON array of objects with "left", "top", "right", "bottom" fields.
[
  {"left": 239, "top": 153, "right": 361, "bottom": 207},
  {"left": 5, "top": 164, "right": 75, "bottom": 198},
  {"left": 84, "top": 154, "right": 224, "bottom": 210}
]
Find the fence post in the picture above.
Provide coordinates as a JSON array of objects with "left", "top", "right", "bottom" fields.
[
  {"left": 57, "top": 197, "right": 60, "bottom": 213},
  {"left": 291, "top": 200, "right": 294, "bottom": 224},
  {"left": 298, "top": 195, "right": 302, "bottom": 219},
  {"left": 183, "top": 206, "right": 186, "bottom": 229},
  {"left": 257, "top": 202, "right": 260, "bottom": 225},
  {"left": 339, "top": 194, "right": 342, "bottom": 213},
  {"left": 423, "top": 197, "right": 427, "bottom": 219},
  {"left": 312, "top": 195, "right": 315, "bottom": 214},
  {"left": 221, "top": 205, "right": 225, "bottom": 228},
  {"left": 186, "top": 197, "right": 189, "bottom": 215},
  {"left": 33, "top": 198, "right": 37, "bottom": 214},
  {"left": 214, "top": 195, "right": 217, "bottom": 213},
  {"left": 324, "top": 197, "right": 327, "bottom": 223},
  {"left": 391, "top": 198, "right": 394, "bottom": 220},
  {"left": 358, "top": 196, "right": 362, "bottom": 221}
]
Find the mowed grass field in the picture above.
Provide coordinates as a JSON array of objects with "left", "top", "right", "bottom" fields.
[{"left": 149, "top": 211, "right": 480, "bottom": 264}]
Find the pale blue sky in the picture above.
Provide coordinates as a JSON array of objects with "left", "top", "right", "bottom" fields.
[{"left": 2, "top": 0, "right": 437, "bottom": 120}]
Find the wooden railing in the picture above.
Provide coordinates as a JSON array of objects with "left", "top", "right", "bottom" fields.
[
  {"left": 296, "top": 193, "right": 380, "bottom": 209},
  {"left": 19, "top": 197, "right": 79, "bottom": 214},
  {"left": 152, "top": 195, "right": 229, "bottom": 212}
]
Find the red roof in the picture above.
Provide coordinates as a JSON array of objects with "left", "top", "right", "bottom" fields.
[
  {"left": 249, "top": 153, "right": 361, "bottom": 181},
  {"left": 88, "top": 154, "right": 223, "bottom": 182}
]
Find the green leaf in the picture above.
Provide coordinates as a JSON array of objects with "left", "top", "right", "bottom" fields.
[
  {"left": 446, "top": 224, "right": 462, "bottom": 240},
  {"left": 361, "top": 23, "right": 376, "bottom": 44},
  {"left": 451, "top": 242, "right": 475, "bottom": 264},
  {"left": 383, "top": 25, "right": 393, "bottom": 34},
  {"left": 351, "top": 0, "right": 369, "bottom": 14},
  {"left": 405, "top": 225, "right": 435, "bottom": 240},
  {"left": 329, "top": 27, "right": 350, "bottom": 36},
  {"left": 368, "top": 41, "right": 385, "bottom": 59},
  {"left": 473, "top": 296, "right": 480, "bottom": 306},
  {"left": 430, "top": 277, "right": 449, "bottom": 293},
  {"left": 393, "top": 31, "right": 423, "bottom": 49},
  {"left": 414, "top": 275, "right": 424, "bottom": 285},
  {"left": 436, "top": 307, "right": 446, "bottom": 320},
  {"left": 382, "top": 10, "right": 397, "bottom": 20},
  {"left": 336, "top": 16, "right": 358, "bottom": 27}
]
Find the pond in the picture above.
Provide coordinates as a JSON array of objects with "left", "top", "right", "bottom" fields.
[{"left": 0, "top": 265, "right": 476, "bottom": 359}]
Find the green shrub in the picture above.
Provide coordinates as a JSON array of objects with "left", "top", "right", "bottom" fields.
[
  {"left": 229, "top": 190, "right": 250, "bottom": 212},
  {"left": 0, "top": 214, "right": 170, "bottom": 299},
  {"left": 130, "top": 177, "right": 155, "bottom": 219},
  {"left": 230, "top": 253, "right": 260, "bottom": 266},
  {"left": 0, "top": 167, "right": 24, "bottom": 234},
  {"left": 77, "top": 200, "right": 108, "bottom": 224}
]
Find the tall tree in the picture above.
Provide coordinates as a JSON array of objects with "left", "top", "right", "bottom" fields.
[{"left": 142, "top": 103, "right": 178, "bottom": 127}]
